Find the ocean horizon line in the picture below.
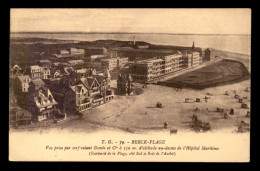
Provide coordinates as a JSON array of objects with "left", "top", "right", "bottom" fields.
[{"left": 10, "top": 31, "right": 251, "bottom": 36}]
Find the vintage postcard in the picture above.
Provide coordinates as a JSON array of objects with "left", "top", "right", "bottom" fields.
[{"left": 9, "top": 8, "right": 251, "bottom": 162}]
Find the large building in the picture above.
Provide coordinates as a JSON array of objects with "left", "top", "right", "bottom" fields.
[
  {"left": 84, "top": 47, "right": 106, "bottom": 56},
  {"left": 158, "top": 53, "right": 183, "bottom": 73},
  {"left": 100, "top": 58, "right": 118, "bottom": 70},
  {"left": 87, "top": 55, "right": 106, "bottom": 62},
  {"left": 106, "top": 47, "right": 175, "bottom": 61},
  {"left": 101, "top": 57, "right": 129, "bottom": 71},
  {"left": 69, "top": 48, "right": 84, "bottom": 56},
  {"left": 28, "top": 79, "right": 58, "bottom": 121},
  {"left": 30, "top": 65, "right": 42, "bottom": 80},
  {"left": 182, "top": 51, "right": 201, "bottom": 69},
  {"left": 129, "top": 58, "right": 164, "bottom": 83},
  {"left": 170, "top": 52, "right": 183, "bottom": 71},
  {"left": 117, "top": 57, "right": 129, "bottom": 68},
  {"left": 160, "top": 55, "right": 173, "bottom": 74},
  {"left": 192, "top": 51, "right": 201, "bottom": 67},
  {"left": 129, "top": 46, "right": 202, "bottom": 83},
  {"left": 68, "top": 60, "right": 84, "bottom": 67}
]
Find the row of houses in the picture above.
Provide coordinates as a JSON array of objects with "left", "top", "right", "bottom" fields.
[
  {"left": 29, "top": 59, "right": 85, "bottom": 80},
  {"left": 53, "top": 48, "right": 85, "bottom": 59},
  {"left": 14, "top": 65, "right": 114, "bottom": 122},
  {"left": 128, "top": 50, "right": 201, "bottom": 83}
]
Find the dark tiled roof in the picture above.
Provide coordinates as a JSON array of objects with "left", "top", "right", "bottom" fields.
[
  {"left": 79, "top": 78, "right": 90, "bottom": 89},
  {"left": 92, "top": 75, "right": 106, "bottom": 84},
  {"left": 31, "top": 79, "right": 45, "bottom": 86}
]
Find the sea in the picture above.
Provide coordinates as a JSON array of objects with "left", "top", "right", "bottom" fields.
[{"left": 10, "top": 33, "right": 251, "bottom": 56}]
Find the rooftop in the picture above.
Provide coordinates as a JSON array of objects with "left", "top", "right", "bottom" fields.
[
  {"left": 85, "top": 47, "right": 104, "bottom": 50},
  {"left": 134, "top": 58, "right": 163, "bottom": 64},
  {"left": 31, "top": 79, "right": 45, "bottom": 86},
  {"left": 30, "top": 65, "right": 41, "bottom": 69},
  {"left": 17, "top": 75, "right": 31, "bottom": 83},
  {"left": 68, "top": 60, "right": 84, "bottom": 64},
  {"left": 39, "top": 60, "right": 51, "bottom": 63},
  {"left": 76, "top": 68, "right": 87, "bottom": 73},
  {"left": 101, "top": 57, "right": 117, "bottom": 61},
  {"left": 53, "top": 54, "right": 74, "bottom": 58}
]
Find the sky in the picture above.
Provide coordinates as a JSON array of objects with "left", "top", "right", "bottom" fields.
[{"left": 10, "top": 8, "right": 251, "bottom": 34}]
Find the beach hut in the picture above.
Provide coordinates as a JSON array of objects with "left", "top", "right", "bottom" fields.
[
  {"left": 238, "top": 99, "right": 243, "bottom": 103},
  {"left": 234, "top": 95, "right": 240, "bottom": 99},
  {"left": 238, "top": 121, "right": 250, "bottom": 133},
  {"left": 217, "top": 108, "right": 224, "bottom": 112},
  {"left": 185, "top": 98, "right": 193, "bottom": 103},
  {"left": 245, "top": 111, "right": 250, "bottom": 117},
  {"left": 195, "top": 98, "right": 200, "bottom": 102},
  {"left": 204, "top": 96, "right": 210, "bottom": 100},
  {"left": 241, "top": 103, "right": 249, "bottom": 109},
  {"left": 224, "top": 113, "right": 228, "bottom": 119},
  {"left": 156, "top": 102, "right": 163, "bottom": 108},
  {"left": 170, "top": 129, "right": 178, "bottom": 135},
  {"left": 164, "top": 122, "right": 168, "bottom": 129},
  {"left": 230, "top": 108, "right": 234, "bottom": 115}
]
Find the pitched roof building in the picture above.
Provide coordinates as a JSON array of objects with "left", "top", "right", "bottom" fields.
[
  {"left": 15, "top": 75, "right": 31, "bottom": 93},
  {"left": 28, "top": 79, "right": 58, "bottom": 121}
]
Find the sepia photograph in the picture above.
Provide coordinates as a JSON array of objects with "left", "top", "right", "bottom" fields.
[{"left": 9, "top": 8, "right": 251, "bottom": 162}]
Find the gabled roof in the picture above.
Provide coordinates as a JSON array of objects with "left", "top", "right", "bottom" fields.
[
  {"left": 93, "top": 75, "right": 106, "bottom": 84},
  {"left": 31, "top": 79, "right": 45, "bottom": 86},
  {"left": 75, "top": 85, "right": 83, "bottom": 93},
  {"left": 65, "top": 67, "right": 75, "bottom": 75},
  {"left": 76, "top": 76, "right": 100, "bottom": 90},
  {"left": 17, "top": 75, "right": 30, "bottom": 83},
  {"left": 77, "top": 78, "right": 90, "bottom": 89},
  {"left": 70, "top": 86, "right": 76, "bottom": 92}
]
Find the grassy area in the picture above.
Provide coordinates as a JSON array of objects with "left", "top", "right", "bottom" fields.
[{"left": 158, "top": 59, "right": 250, "bottom": 89}]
